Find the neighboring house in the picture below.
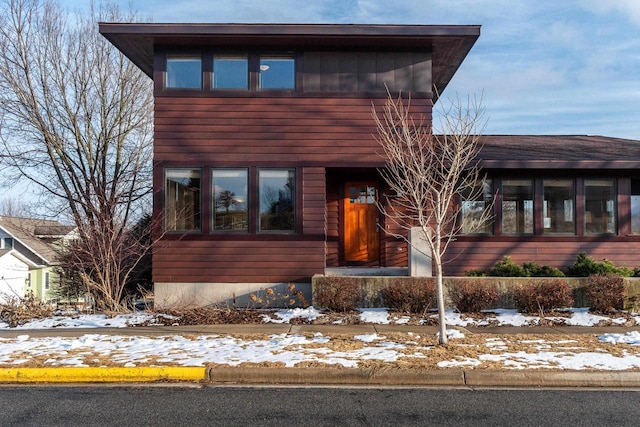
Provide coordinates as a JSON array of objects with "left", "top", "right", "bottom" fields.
[
  {"left": 0, "top": 216, "right": 76, "bottom": 303},
  {"left": 99, "top": 23, "right": 640, "bottom": 306}
]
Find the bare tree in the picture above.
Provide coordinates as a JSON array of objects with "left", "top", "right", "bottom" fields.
[
  {"left": 0, "top": 0, "right": 153, "bottom": 310},
  {"left": 372, "top": 92, "right": 492, "bottom": 345},
  {"left": 0, "top": 197, "right": 35, "bottom": 217}
]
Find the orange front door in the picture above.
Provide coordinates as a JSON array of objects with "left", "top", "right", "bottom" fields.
[{"left": 344, "top": 182, "right": 380, "bottom": 262}]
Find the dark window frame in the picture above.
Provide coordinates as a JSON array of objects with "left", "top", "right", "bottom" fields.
[
  {"left": 164, "top": 167, "right": 203, "bottom": 233},
  {"left": 211, "top": 168, "right": 250, "bottom": 233},
  {"left": 165, "top": 54, "right": 203, "bottom": 90},
  {"left": 584, "top": 178, "right": 617, "bottom": 235},
  {"left": 257, "top": 167, "right": 297, "bottom": 234},
  {"left": 212, "top": 54, "right": 250, "bottom": 90}
]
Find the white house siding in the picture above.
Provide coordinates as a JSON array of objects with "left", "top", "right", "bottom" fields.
[{"left": 0, "top": 253, "right": 29, "bottom": 303}]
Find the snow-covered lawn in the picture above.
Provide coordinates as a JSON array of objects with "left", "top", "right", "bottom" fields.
[{"left": 1, "top": 307, "right": 640, "bottom": 370}]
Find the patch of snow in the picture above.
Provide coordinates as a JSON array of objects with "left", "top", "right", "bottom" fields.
[
  {"left": 358, "top": 308, "right": 390, "bottom": 324},
  {"left": 354, "top": 333, "right": 383, "bottom": 343},
  {"left": 263, "top": 307, "right": 324, "bottom": 324},
  {"left": 599, "top": 331, "right": 640, "bottom": 346}
]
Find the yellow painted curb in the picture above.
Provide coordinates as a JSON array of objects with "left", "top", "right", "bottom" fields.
[{"left": 0, "top": 367, "right": 207, "bottom": 383}]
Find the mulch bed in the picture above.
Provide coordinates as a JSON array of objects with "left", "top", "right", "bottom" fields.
[{"left": 141, "top": 307, "right": 638, "bottom": 327}]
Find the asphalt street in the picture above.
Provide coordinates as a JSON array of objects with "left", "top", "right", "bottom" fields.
[{"left": 1, "top": 385, "right": 639, "bottom": 426}]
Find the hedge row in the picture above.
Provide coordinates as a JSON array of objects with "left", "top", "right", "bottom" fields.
[
  {"left": 314, "top": 275, "right": 626, "bottom": 314},
  {"left": 467, "top": 253, "right": 640, "bottom": 278}
]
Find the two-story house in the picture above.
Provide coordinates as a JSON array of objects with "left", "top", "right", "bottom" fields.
[{"left": 99, "top": 23, "right": 640, "bottom": 307}]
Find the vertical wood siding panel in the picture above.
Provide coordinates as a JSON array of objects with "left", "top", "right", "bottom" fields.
[
  {"left": 357, "top": 52, "right": 376, "bottom": 92},
  {"left": 376, "top": 52, "right": 395, "bottom": 91},
  {"left": 320, "top": 52, "right": 340, "bottom": 92},
  {"left": 303, "top": 53, "right": 321, "bottom": 92},
  {"left": 395, "top": 53, "right": 414, "bottom": 92},
  {"left": 339, "top": 54, "right": 358, "bottom": 92},
  {"left": 413, "top": 53, "right": 431, "bottom": 92}
]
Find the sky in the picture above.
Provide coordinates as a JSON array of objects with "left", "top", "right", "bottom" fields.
[{"left": 73, "top": 0, "right": 640, "bottom": 140}]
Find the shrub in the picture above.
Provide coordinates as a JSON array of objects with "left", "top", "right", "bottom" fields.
[
  {"left": 465, "top": 269, "right": 485, "bottom": 277},
  {"left": 522, "top": 261, "right": 565, "bottom": 277},
  {"left": 567, "top": 252, "right": 633, "bottom": 277},
  {"left": 248, "top": 283, "right": 309, "bottom": 308},
  {"left": 448, "top": 280, "right": 500, "bottom": 313},
  {"left": 382, "top": 278, "right": 436, "bottom": 314},
  {"left": 487, "top": 256, "right": 527, "bottom": 277},
  {"left": 313, "top": 277, "right": 361, "bottom": 312},
  {"left": 584, "top": 274, "right": 626, "bottom": 313},
  {"left": 0, "top": 293, "right": 53, "bottom": 328},
  {"left": 511, "top": 279, "right": 574, "bottom": 314}
]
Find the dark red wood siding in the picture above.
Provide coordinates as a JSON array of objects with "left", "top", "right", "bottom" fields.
[
  {"left": 153, "top": 239, "right": 325, "bottom": 283},
  {"left": 153, "top": 95, "right": 431, "bottom": 283},
  {"left": 154, "top": 96, "right": 432, "bottom": 165},
  {"left": 153, "top": 167, "right": 326, "bottom": 283},
  {"left": 444, "top": 239, "right": 640, "bottom": 276}
]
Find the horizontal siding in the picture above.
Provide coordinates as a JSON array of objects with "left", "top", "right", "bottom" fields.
[
  {"left": 444, "top": 240, "right": 640, "bottom": 276},
  {"left": 154, "top": 96, "right": 432, "bottom": 165},
  {"left": 153, "top": 239, "right": 325, "bottom": 283},
  {"left": 303, "top": 167, "right": 326, "bottom": 236}
]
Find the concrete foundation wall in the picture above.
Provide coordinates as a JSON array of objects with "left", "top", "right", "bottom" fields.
[{"left": 154, "top": 282, "right": 312, "bottom": 309}]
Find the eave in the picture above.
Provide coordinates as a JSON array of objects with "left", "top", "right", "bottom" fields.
[{"left": 99, "top": 23, "right": 480, "bottom": 99}]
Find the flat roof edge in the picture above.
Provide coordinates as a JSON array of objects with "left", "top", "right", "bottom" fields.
[{"left": 98, "top": 23, "right": 481, "bottom": 37}]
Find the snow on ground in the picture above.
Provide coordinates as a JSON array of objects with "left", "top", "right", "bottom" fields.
[
  {"left": 1, "top": 307, "right": 638, "bottom": 330},
  {"left": 2, "top": 307, "right": 640, "bottom": 370}
]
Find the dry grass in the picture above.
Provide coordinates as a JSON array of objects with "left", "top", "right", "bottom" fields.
[{"left": 1, "top": 331, "right": 639, "bottom": 370}]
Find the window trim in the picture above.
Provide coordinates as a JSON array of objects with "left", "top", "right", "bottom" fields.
[
  {"left": 164, "top": 167, "right": 203, "bottom": 233},
  {"left": 257, "top": 167, "right": 297, "bottom": 234},
  {"left": 501, "top": 178, "right": 535, "bottom": 236},
  {"left": 460, "top": 179, "right": 494, "bottom": 235},
  {"left": 212, "top": 54, "right": 250, "bottom": 90},
  {"left": 584, "top": 178, "right": 617, "bottom": 236},
  {"left": 258, "top": 55, "right": 296, "bottom": 91},
  {"left": 165, "top": 54, "right": 203, "bottom": 90},
  {"left": 211, "top": 168, "right": 250, "bottom": 233},
  {"left": 542, "top": 178, "right": 576, "bottom": 236}
]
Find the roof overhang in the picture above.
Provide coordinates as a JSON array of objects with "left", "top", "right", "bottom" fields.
[{"left": 99, "top": 23, "right": 480, "bottom": 97}]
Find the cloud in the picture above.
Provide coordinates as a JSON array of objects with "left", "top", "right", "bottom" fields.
[{"left": 582, "top": 0, "right": 640, "bottom": 26}]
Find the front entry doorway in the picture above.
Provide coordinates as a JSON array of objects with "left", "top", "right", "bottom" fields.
[{"left": 344, "top": 182, "right": 380, "bottom": 262}]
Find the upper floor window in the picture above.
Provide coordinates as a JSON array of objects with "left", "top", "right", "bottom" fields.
[
  {"left": 213, "top": 56, "right": 249, "bottom": 89},
  {"left": 212, "top": 169, "right": 249, "bottom": 231},
  {"left": 259, "top": 56, "right": 295, "bottom": 90},
  {"left": 259, "top": 169, "right": 296, "bottom": 232},
  {"left": 166, "top": 55, "right": 202, "bottom": 89},
  {"left": 543, "top": 179, "right": 575, "bottom": 235},
  {"left": 461, "top": 179, "right": 493, "bottom": 234},
  {"left": 502, "top": 179, "right": 534, "bottom": 235},
  {"left": 585, "top": 179, "right": 616, "bottom": 234},
  {"left": 165, "top": 168, "right": 201, "bottom": 232}
]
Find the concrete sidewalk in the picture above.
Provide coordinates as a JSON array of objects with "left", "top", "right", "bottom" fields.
[
  {"left": 2, "top": 323, "right": 639, "bottom": 338},
  {"left": 2, "top": 324, "right": 640, "bottom": 387}
]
